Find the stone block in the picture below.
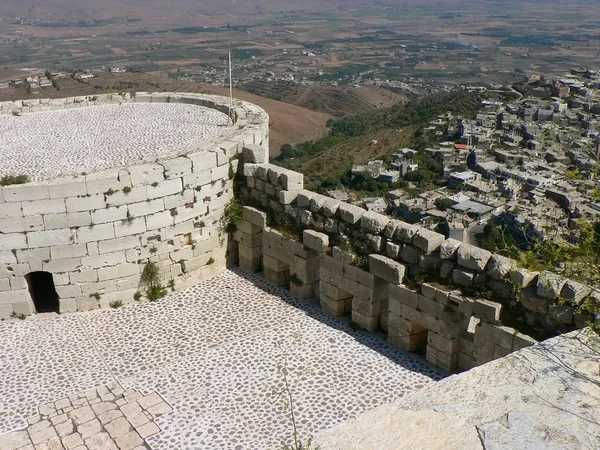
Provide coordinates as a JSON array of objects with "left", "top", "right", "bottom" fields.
[
  {"left": 473, "top": 299, "right": 502, "bottom": 322},
  {"left": 519, "top": 287, "right": 549, "bottom": 315},
  {"left": 161, "top": 156, "right": 192, "bottom": 179},
  {"left": 536, "top": 271, "right": 566, "bottom": 299},
  {"left": 360, "top": 211, "right": 389, "bottom": 234},
  {"left": 242, "top": 207, "right": 267, "bottom": 228},
  {"left": 400, "top": 245, "right": 421, "bottom": 265},
  {"left": 452, "top": 268, "right": 475, "bottom": 287},
  {"left": 386, "top": 242, "right": 401, "bottom": 259},
  {"left": 48, "top": 179, "right": 89, "bottom": 199},
  {"left": 413, "top": 228, "right": 444, "bottom": 254},
  {"left": 303, "top": 230, "right": 329, "bottom": 253},
  {"left": 439, "top": 260, "right": 455, "bottom": 280},
  {"left": 486, "top": 254, "right": 517, "bottom": 280},
  {"left": 66, "top": 194, "right": 105, "bottom": 213},
  {"left": 457, "top": 243, "right": 492, "bottom": 272},
  {"left": 389, "top": 284, "right": 419, "bottom": 308},
  {"left": 147, "top": 178, "right": 182, "bottom": 200},
  {"left": 548, "top": 305, "right": 575, "bottom": 325},
  {"left": 351, "top": 309, "right": 379, "bottom": 332},
  {"left": 44, "top": 257, "right": 82, "bottom": 273},
  {"left": 419, "top": 254, "right": 441, "bottom": 271},
  {"left": 323, "top": 199, "right": 340, "bottom": 217},
  {"left": 242, "top": 144, "right": 268, "bottom": 164},
  {"left": 22, "top": 198, "right": 66, "bottom": 216},
  {"left": 509, "top": 268, "right": 538, "bottom": 288},
  {"left": 91, "top": 206, "right": 128, "bottom": 224},
  {"left": 296, "top": 190, "right": 316, "bottom": 209},
  {"left": 0, "top": 215, "right": 45, "bottom": 233},
  {"left": 343, "top": 264, "right": 374, "bottom": 288},
  {"left": 3, "top": 184, "right": 49, "bottom": 202},
  {"left": 279, "top": 190, "right": 300, "bottom": 205},
  {"left": 338, "top": 203, "right": 365, "bottom": 224},
  {"left": 512, "top": 332, "right": 537, "bottom": 351},
  {"left": 28, "top": 229, "right": 73, "bottom": 248},
  {"left": 440, "top": 238, "right": 462, "bottom": 260},
  {"left": 112, "top": 218, "right": 145, "bottom": 239},
  {"left": 280, "top": 170, "right": 304, "bottom": 191},
  {"left": 560, "top": 279, "right": 592, "bottom": 304},
  {"left": 0, "top": 202, "right": 23, "bottom": 219},
  {"left": 44, "top": 211, "right": 92, "bottom": 230},
  {"left": 367, "top": 255, "right": 405, "bottom": 284},
  {"left": 128, "top": 163, "right": 165, "bottom": 186},
  {"left": 395, "top": 221, "right": 419, "bottom": 244}
]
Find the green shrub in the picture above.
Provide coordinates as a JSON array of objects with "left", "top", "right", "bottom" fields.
[
  {"left": 206, "top": 257, "right": 215, "bottom": 265},
  {"left": 109, "top": 300, "right": 123, "bottom": 309},
  {"left": 133, "top": 291, "right": 142, "bottom": 301},
  {"left": 0, "top": 174, "right": 30, "bottom": 186},
  {"left": 123, "top": 186, "right": 132, "bottom": 194},
  {"left": 89, "top": 292, "right": 102, "bottom": 300}
]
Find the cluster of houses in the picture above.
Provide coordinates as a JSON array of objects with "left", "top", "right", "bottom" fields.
[{"left": 329, "top": 69, "right": 600, "bottom": 246}]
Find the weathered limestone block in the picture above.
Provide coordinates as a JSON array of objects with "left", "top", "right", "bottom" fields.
[
  {"left": 339, "top": 203, "right": 365, "bottom": 225},
  {"left": 161, "top": 156, "right": 192, "bottom": 179},
  {"left": 360, "top": 211, "right": 388, "bottom": 235},
  {"left": 242, "top": 207, "right": 267, "bottom": 228},
  {"left": 548, "top": 305, "right": 575, "bottom": 325},
  {"left": 309, "top": 194, "right": 328, "bottom": 213},
  {"left": 519, "top": 287, "right": 549, "bottom": 315},
  {"left": 28, "top": 229, "right": 72, "bottom": 248},
  {"left": 413, "top": 229, "right": 444, "bottom": 254},
  {"left": 473, "top": 299, "right": 502, "bottom": 322},
  {"left": 242, "top": 144, "right": 268, "bottom": 164},
  {"left": 386, "top": 242, "right": 401, "bottom": 259},
  {"left": 389, "top": 284, "right": 419, "bottom": 309},
  {"left": 452, "top": 268, "right": 475, "bottom": 287},
  {"left": 331, "top": 247, "right": 354, "bottom": 265},
  {"left": 323, "top": 218, "right": 338, "bottom": 233},
  {"left": 440, "top": 260, "right": 455, "bottom": 280},
  {"left": 509, "top": 268, "right": 538, "bottom": 288},
  {"left": 257, "top": 164, "right": 269, "bottom": 181},
  {"left": 536, "top": 271, "right": 566, "bottom": 299},
  {"left": 22, "top": 198, "right": 66, "bottom": 216},
  {"left": 384, "top": 220, "right": 401, "bottom": 239},
  {"left": 243, "top": 163, "right": 260, "bottom": 177},
  {"left": 486, "top": 254, "right": 517, "bottom": 280},
  {"left": 303, "top": 230, "right": 329, "bottom": 253},
  {"left": 457, "top": 243, "right": 492, "bottom": 272},
  {"left": 440, "top": 239, "right": 462, "bottom": 260},
  {"left": 3, "top": 184, "right": 49, "bottom": 202},
  {"left": 296, "top": 190, "right": 316, "bottom": 209},
  {"left": 488, "top": 279, "right": 514, "bottom": 300},
  {"left": 395, "top": 222, "right": 419, "bottom": 244},
  {"left": 0, "top": 215, "right": 44, "bottom": 233},
  {"left": 400, "top": 245, "right": 421, "bottom": 265},
  {"left": 300, "top": 209, "right": 313, "bottom": 226},
  {"left": 368, "top": 255, "right": 405, "bottom": 285},
  {"left": 323, "top": 199, "right": 341, "bottom": 217},
  {"left": 560, "top": 280, "right": 592, "bottom": 304},
  {"left": 512, "top": 332, "right": 537, "bottom": 351},
  {"left": 280, "top": 170, "right": 304, "bottom": 191},
  {"left": 419, "top": 254, "right": 441, "bottom": 271},
  {"left": 267, "top": 166, "right": 283, "bottom": 186},
  {"left": 147, "top": 178, "right": 182, "bottom": 200}
]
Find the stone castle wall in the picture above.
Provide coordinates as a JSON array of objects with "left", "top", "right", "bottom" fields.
[
  {"left": 233, "top": 159, "right": 598, "bottom": 372},
  {"left": 0, "top": 93, "right": 269, "bottom": 318}
]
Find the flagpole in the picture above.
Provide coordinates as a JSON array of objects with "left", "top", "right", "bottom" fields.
[{"left": 227, "top": 2, "right": 234, "bottom": 126}]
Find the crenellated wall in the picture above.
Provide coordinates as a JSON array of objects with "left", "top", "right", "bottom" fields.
[
  {"left": 232, "top": 158, "right": 599, "bottom": 372},
  {"left": 0, "top": 93, "right": 269, "bottom": 318}
]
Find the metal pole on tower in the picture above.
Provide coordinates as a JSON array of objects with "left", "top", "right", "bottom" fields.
[{"left": 227, "top": 1, "right": 234, "bottom": 126}]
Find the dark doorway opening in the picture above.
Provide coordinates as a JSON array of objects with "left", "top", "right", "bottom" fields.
[{"left": 25, "top": 272, "right": 60, "bottom": 313}]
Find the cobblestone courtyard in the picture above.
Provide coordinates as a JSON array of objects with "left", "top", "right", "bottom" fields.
[
  {"left": 0, "top": 103, "right": 230, "bottom": 181},
  {"left": 0, "top": 268, "right": 443, "bottom": 450}
]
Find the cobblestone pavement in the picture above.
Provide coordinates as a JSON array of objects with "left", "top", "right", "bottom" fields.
[
  {"left": 0, "top": 103, "right": 230, "bottom": 181},
  {"left": 0, "top": 268, "right": 444, "bottom": 449}
]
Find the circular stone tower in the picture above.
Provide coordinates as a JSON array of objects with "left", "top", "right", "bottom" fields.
[{"left": 0, "top": 93, "right": 268, "bottom": 318}]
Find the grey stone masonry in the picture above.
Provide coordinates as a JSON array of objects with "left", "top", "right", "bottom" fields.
[
  {"left": 0, "top": 93, "right": 270, "bottom": 319},
  {"left": 237, "top": 161, "right": 600, "bottom": 373}
]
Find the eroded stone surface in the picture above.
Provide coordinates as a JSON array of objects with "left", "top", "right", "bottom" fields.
[{"left": 0, "top": 268, "right": 442, "bottom": 449}]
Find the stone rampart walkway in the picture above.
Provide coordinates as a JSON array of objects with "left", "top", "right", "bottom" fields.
[{"left": 0, "top": 268, "right": 443, "bottom": 450}]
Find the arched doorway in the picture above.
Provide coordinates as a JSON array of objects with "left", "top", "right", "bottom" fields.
[{"left": 25, "top": 272, "right": 60, "bottom": 313}]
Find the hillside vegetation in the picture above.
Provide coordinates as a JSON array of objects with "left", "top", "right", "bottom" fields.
[{"left": 275, "top": 90, "right": 485, "bottom": 192}]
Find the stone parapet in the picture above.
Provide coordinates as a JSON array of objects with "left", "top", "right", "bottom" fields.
[{"left": 0, "top": 93, "right": 269, "bottom": 318}]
